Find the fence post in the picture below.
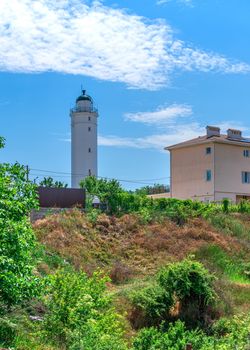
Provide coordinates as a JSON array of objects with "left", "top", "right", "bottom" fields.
[{"left": 186, "top": 344, "right": 192, "bottom": 350}]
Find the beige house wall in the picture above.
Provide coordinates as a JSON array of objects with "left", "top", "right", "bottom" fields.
[
  {"left": 214, "top": 143, "right": 250, "bottom": 201},
  {"left": 171, "top": 144, "right": 214, "bottom": 201}
]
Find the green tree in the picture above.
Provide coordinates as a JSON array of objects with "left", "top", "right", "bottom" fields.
[
  {"left": 0, "top": 138, "right": 40, "bottom": 307},
  {"left": 39, "top": 176, "right": 68, "bottom": 188},
  {"left": 0, "top": 136, "right": 5, "bottom": 149},
  {"left": 80, "top": 176, "right": 123, "bottom": 214},
  {"left": 135, "top": 184, "right": 170, "bottom": 196}
]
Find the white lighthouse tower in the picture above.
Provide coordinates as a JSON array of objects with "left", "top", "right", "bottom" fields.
[{"left": 70, "top": 90, "right": 98, "bottom": 188}]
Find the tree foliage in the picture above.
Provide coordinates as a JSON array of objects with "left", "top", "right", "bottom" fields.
[
  {"left": 0, "top": 139, "right": 39, "bottom": 307},
  {"left": 135, "top": 184, "right": 170, "bottom": 196},
  {"left": 39, "top": 176, "right": 68, "bottom": 188},
  {"left": 0, "top": 136, "right": 5, "bottom": 149},
  {"left": 80, "top": 176, "right": 123, "bottom": 214}
]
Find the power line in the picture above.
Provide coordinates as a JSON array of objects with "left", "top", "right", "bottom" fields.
[
  {"left": 30, "top": 167, "right": 170, "bottom": 180},
  {"left": 29, "top": 167, "right": 170, "bottom": 186}
]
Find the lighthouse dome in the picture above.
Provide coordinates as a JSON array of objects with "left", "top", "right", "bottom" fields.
[
  {"left": 75, "top": 90, "right": 93, "bottom": 112},
  {"left": 76, "top": 90, "right": 93, "bottom": 103}
]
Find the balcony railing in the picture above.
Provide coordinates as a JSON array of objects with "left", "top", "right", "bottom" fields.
[{"left": 71, "top": 106, "right": 98, "bottom": 113}]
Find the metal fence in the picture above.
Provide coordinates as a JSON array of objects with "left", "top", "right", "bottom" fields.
[{"left": 37, "top": 187, "right": 85, "bottom": 208}]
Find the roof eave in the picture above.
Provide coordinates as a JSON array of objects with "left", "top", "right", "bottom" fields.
[{"left": 165, "top": 138, "right": 250, "bottom": 151}]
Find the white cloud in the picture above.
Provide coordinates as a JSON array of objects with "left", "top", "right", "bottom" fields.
[
  {"left": 0, "top": 0, "right": 249, "bottom": 89},
  {"left": 125, "top": 104, "right": 192, "bottom": 125},
  {"left": 99, "top": 122, "right": 203, "bottom": 150},
  {"left": 157, "top": 0, "right": 192, "bottom": 6},
  {"left": 99, "top": 103, "right": 250, "bottom": 151}
]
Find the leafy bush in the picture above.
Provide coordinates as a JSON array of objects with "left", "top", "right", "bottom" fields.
[
  {"left": 238, "top": 199, "right": 250, "bottom": 213},
  {"left": 222, "top": 198, "right": 230, "bottom": 213},
  {"left": 86, "top": 208, "right": 101, "bottom": 224},
  {"left": 204, "top": 314, "right": 250, "bottom": 350},
  {"left": 132, "top": 320, "right": 204, "bottom": 350},
  {"left": 132, "top": 315, "right": 250, "bottom": 350},
  {"left": 131, "top": 259, "right": 215, "bottom": 327},
  {"left": 43, "top": 269, "right": 127, "bottom": 349},
  {"left": 131, "top": 285, "right": 173, "bottom": 327},
  {"left": 0, "top": 316, "right": 17, "bottom": 346},
  {"left": 165, "top": 205, "right": 188, "bottom": 226},
  {"left": 158, "top": 259, "right": 215, "bottom": 308},
  {"left": 0, "top": 150, "right": 40, "bottom": 306}
]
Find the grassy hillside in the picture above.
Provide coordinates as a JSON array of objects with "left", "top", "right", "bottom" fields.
[
  {"left": 34, "top": 209, "right": 250, "bottom": 314},
  {"left": 1, "top": 207, "right": 250, "bottom": 349}
]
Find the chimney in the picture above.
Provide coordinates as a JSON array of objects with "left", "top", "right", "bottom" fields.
[
  {"left": 227, "top": 128, "right": 242, "bottom": 140},
  {"left": 206, "top": 126, "right": 220, "bottom": 138}
]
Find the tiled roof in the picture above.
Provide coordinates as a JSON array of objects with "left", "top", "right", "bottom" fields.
[{"left": 165, "top": 134, "right": 250, "bottom": 151}]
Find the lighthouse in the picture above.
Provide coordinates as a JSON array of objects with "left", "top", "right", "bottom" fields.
[{"left": 70, "top": 90, "right": 98, "bottom": 188}]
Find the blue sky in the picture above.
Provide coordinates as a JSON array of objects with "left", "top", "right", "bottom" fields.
[{"left": 1, "top": 0, "right": 250, "bottom": 189}]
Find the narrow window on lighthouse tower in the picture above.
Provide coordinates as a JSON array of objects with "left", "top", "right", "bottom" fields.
[
  {"left": 89, "top": 169, "right": 91, "bottom": 176},
  {"left": 88, "top": 148, "right": 91, "bottom": 153},
  {"left": 88, "top": 117, "right": 91, "bottom": 121},
  {"left": 88, "top": 127, "right": 91, "bottom": 132}
]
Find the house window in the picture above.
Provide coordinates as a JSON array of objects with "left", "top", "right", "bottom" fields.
[
  {"left": 206, "top": 147, "right": 211, "bottom": 155},
  {"left": 243, "top": 150, "right": 249, "bottom": 157},
  {"left": 88, "top": 147, "right": 91, "bottom": 153},
  {"left": 242, "top": 171, "right": 250, "bottom": 184},
  {"left": 206, "top": 170, "right": 212, "bottom": 182},
  {"left": 88, "top": 127, "right": 91, "bottom": 132},
  {"left": 88, "top": 169, "right": 92, "bottom": 176}
]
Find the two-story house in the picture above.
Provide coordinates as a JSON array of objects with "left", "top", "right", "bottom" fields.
[{"left": 165, "top": 126, "right": 250, "bottom": 202}]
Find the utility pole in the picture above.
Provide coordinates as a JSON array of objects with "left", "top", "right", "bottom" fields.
[{"left": 26, "top": 165, "right": 29, "bottom": 182}]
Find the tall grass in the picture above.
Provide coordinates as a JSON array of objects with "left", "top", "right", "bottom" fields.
[
  {"left": 206, "top": 213, "right": 250, "bottom": 241},
  {"left": 196, "top": 245, "right": 250, "bottom": 284}
]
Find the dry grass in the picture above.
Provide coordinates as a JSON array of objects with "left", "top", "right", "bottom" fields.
[
  {"left": 33, "top": 209, "right": 241, "bottom": 278},
  {"left": 33, "top": 209, "right": 250, "bottom": 331}
]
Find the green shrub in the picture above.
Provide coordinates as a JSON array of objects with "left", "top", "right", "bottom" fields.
[
  {"left": 0, "top": 316, "right": 17, "bottom": 346},
  {"left": 207, "top": 314, "right": 250, "bottom": 350},
  {"left": 132, "top": 320, "right": 204, "bottom": 350},
  {"left": 132, "top": 315, "right": 250, "bottom": 350},
  {"left": 43, "top": 269, "right": 127, "bottom": 349},
  {"left": 138, "top": 207, "right": 153, "bottom": 224},
  {"left": 131, "top": 259, "right": 215, "bottom": 328},
  {"left": 222, "top": 198, "right": 230, "bottom": 213},
  {"left": 86, "top": 208, "right": 101, "bottom": 224},
  {"left": 238, "top": 199, "right": 250, "bottom": 213},
  {"left": 158, "top": 259, "right": 215, "bottom": 307},
  {"left": 165, "top": 205, "right": 188, "bottom": 226},
  {"left": 131, "top": 284, "right": 173, "bottom": 325}
]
